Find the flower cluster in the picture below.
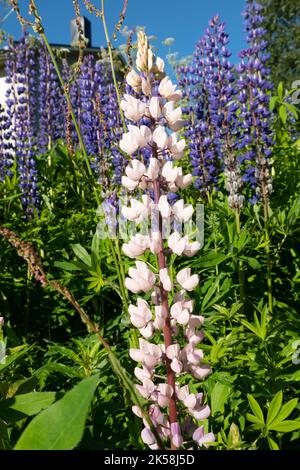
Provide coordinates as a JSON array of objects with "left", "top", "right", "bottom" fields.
[
  {"left": 120, "top": 32, "right": 213, "bottom": 450},
  {"left": 236, "top": 1, "right": 273, "bottom": 204},
  {"left": 0, "top": 104, "right": 13, "bottom": 181},
  {"left": 38, "top": 44, "right": 64, "bottom": 153},
  {"left": 179, "top": 4, "right": 273, "bottom": 210},
  {"left": 77, "top": 55, "right": 125, "bottom": 189},
  {"left": 178, "top": 16, "right": 231, "bottom": 197},
  {"left": 5, "top": 34, "right": 39, "bottom": 218},
  {"left": 2, "top": 36, "right": 126, "bottom": 216}
]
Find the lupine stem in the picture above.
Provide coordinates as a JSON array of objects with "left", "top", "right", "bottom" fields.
[{"left": 153, "top": 177, "right": 178, "bottom": 449}]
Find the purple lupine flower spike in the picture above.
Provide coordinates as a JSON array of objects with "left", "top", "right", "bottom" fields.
[
  {"left": 237, "top": 1, "right": 273, "bottom": 204},
  {"left": 5, "top": 33, "right": 39, "bottom": 218},
  {"left": 38, "top": 43, "right": 64, "bottom": 153},
  {"left": 179, "top": 16, "right": 237, "bottom": 197}
]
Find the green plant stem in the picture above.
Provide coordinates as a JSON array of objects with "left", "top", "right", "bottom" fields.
[
  {"left": 114, "top": 237, "right": 127, "bottom": 293},
  {"left": 235, "top": 209, "right": 246, "bottom": 313},
  {"left": 108, "top": 238, "right": 127, "bottom": 308},
  {"left": 108, "top": 237, "right": 139, "bottom": 348},
  {"left": 263, "top": 198, "right": 273, "bottom": 315},
  {"left": 100, "top": 0, "right": 126, "bottom": 131}
]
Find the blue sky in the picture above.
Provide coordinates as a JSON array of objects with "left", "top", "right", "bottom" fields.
[{"left": 1, "top": 0, "right": 247, "bottom": 63}]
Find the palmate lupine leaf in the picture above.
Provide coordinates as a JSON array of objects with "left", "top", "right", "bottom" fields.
[
  {"left": 266, "top": 391, "right": 283, "bottom": 426},
  {"left": 247, "top": 394, "right": 265, "bottom": 423}
]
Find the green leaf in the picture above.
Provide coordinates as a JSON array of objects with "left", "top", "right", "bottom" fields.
[
  {"left": 14, "top": 375, "right": 99, "bottom": 450},
  {"left": 240, "top": 256, "right": 260, "bottom": 270},
  {"left": 71, "top": 244, "right": 91, "bottom": 267},
  {"left": 284, "top": 102, "right": 298, "bottom": 118},
  {"left": 247, "top": 394, "right": 264, "bottom": 423},
  {"left": 269, "top": 96, "right": 278, "bottom": 111},
  {"left": 246, "top": 413, "right": 263, "bottom": 425},
  {"left": 0, "top": 346, "right": 32, "bottom": 373},
  {"left": 266, "top": 391, "right": 283, "bottom": 426},
  {"left": 0, "top": 392, "right": 56, "bottom": 423},
  {"left": 270, "top": 399, "right": 298, "bottom": 426},
  {"left": 277, "top": 82, "right": 283, "bottom": 99},
  {"left": 53, "top": 261, "right": 82, "bottom": 272},
  {"left": 195, "top": 252, "right": 229, "bottom": 268},
  {"left": 211, "top": 382, "right": 231, "bottom": 416},
  {"left": 241, "top": 320, "right": 260, "bottom": 337},
  {"left": 267, "top": 436, "right": 279, "bottom": 450},
  {"left": 279, "top": 105, "right": 287, "bottom": 124},
  {"left": 269, "top": 420, "right": 300, "bottom": 433}
]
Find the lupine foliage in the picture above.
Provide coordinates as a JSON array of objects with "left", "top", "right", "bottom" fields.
[{"left": 0, "top": 1, "right": 300, "bottom": 450}]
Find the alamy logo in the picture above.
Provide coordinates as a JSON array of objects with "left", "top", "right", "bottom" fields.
[
  {"left": 291, "top": 340, "right": 300, "bottom": 365},
  {"left": 291, "top": 80, "right": 300, "bottom": 105}
]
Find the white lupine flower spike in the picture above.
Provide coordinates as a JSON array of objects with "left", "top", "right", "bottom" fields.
[{"left": 119, "top": 31, "right": 212, "bottom": 450}]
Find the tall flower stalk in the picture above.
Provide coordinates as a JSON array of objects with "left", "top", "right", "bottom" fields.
[
  {"left": 120, "top": 32, "right": 213, "bottom": 450},
  {"left": 5, "top": 34, "right": 39, "bottom": 218},
  {"left": 237, "top": 1, "right": 274, "bottom": 313}
]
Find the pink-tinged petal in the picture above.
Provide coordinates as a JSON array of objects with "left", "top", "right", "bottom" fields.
[
  {"left": 171, "top": 358, "right": 183, "bottom": 373},
  {"left": 182, "top": 274, "right": 199, "bottom": 291},
  {"left": 192, "top": 405, "right": 211, "bottom": 421},
  {"left": 159, "top": 268, "right": 172, "bottom": 292},
  {"left": 125, "top": 159, "right": 146, "bottom": 180},
  {"left": 126, "top": 69, "right": 142, "bottom": 91},
  {"left": 189, "top": 364, "right": 212, "bottom": 380},
  {"left": 158, "top": 383, "right": 173, "bottom": 397},
  {"left": 129, "top": 348, "right": 144, "bottom": 362},
  {"left": 134, "top": 366, "right": 152, "bottom": 382},
  {"left": 149, "top": 96, "right": 161, "bottom": 120},
  {"left": 184, "top": 394, "right": 197, "bottom": 409},
  {"left": 125, "top": 277, "right": 140, "bottom": 293},
  {"left": 182, "top": 416, "right": 197, "bottom": 437},
  {"left": 141, "top": 77, "right": 151, "bottom": 96},
  {"left": 183, "top": 240, "right": 200, "bottom": 257},
  {"left": 130, "top": 313, "right": 147, "bottom": 329},
  {"left": 157, "top": 394, "right": 171, "bottom": 407},
  {"left": 156, "top": 57, "right": 165, "bottom": 73},
  {"left": 143, "top": 355, "right": 160, "bottom": 370},
  {"left": 176, "top": 384, "right": 189, "bottom": 401},
  {"left": 139, "top": 322, "right": 155, "bottom": 339},
  {"left": 141, "top": 427, "right": 156, "bottom": 446},
  {"left": 149, "top": 232, "right": 160, "bottom": 254},
  {"left": 171, "top": 422, "right": 183, "bottom": 448},
  {"left": 153, "top": 125, "right": 168, "bottom": 149},
  {"left": 192, "top": 425, "right": 204, "bottom": 442},
  {"left": 121, "top": 176, "right": 139, "bottom": 191},
  {"left": 136, "top": 384, "right": 151, "bottom": 399},
  {"left": 147, "top": 158, "right": 160, "bottom": 180},
  {"left": 198, "top": 432, "right": 215, "bottom": 447},
  {"left": 177, "top": 309, "right": 190, "bottom": 325},
  {"left": 166, "top": 343, "right": 180, "bottom": 359},
  {"left": 132, "top": 405, "right": 143, "bottom": 418},
  {"left": 158, "top": 195, "right": 171, "bottom": 218}
]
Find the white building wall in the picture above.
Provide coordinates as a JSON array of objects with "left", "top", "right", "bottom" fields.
[{"left": 0, "top": 76, "right": 8, "bottom": 107}]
